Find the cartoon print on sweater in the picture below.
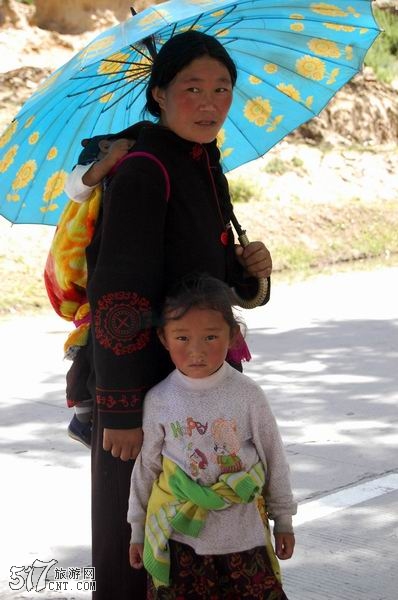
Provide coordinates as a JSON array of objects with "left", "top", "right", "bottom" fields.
[
  {"left": 211, "top": 418, "right": 243, "bottom": 474},
  {"left": 189, "top": 448, "right": 208, "bottom": 477},
  {"left": 186, "top": 416, "right": 208, "bottom": 436},
  {"left": 170, "top": 416, "right": 208, "bottom": 439},
  {"left": 169, "top": 417, "right": 209, "bottom": 478}
]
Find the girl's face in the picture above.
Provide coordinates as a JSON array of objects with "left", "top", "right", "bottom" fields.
[
  {"left": 159, "top": 307, "right": 235, "bottom": 379},
  {"left": 152, "top": 56, "right": 233, "bottom": 144}
]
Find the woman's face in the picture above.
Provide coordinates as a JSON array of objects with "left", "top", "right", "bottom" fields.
[{"left": 152, "top": 56, "right": 233, "bottom": 144}]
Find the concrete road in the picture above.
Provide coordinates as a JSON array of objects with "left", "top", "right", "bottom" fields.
[
  {"left": 242, "top": 267, "right": 398, "bottom": 600},
  {"left": 0, "top": 266, "right": 397, "bottom": 599}
]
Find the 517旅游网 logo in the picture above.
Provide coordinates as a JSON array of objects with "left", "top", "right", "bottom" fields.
[{"left": 9, "top": 559, "right": 96, "bottom": 593}]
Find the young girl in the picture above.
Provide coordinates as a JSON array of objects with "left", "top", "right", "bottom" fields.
[
  {"left": 86, "top": 31, "right": 272, "bottom": 599},
  {"left": 128, "top": 275, "right": 296, "bottom": 599}
]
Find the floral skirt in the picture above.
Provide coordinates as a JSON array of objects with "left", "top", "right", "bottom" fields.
[{"left": 147, "top": 540, "right": 289, "bottom": 600}]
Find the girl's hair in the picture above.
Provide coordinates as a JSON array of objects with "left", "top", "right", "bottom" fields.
[
  {"left": 145, "top": 30, "right": 237, "bottom": 118},
  {"left": 160, "top": 274, "right": 241, "bottom": 333}
]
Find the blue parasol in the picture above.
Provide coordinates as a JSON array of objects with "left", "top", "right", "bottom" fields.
[{"left": 0, "top": 0, "right": 380, "bottom": 225}]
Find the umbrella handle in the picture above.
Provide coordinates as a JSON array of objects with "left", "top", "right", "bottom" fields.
[{"left": 230, "top": 212, "right": 269, "bottom": 309}]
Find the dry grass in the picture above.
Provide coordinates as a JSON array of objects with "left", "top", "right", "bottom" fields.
[
  {"left": 1, "top": 191, "right": 398, "bottom": 317},
  {"left": 1, "top": 142, "right": 398, "bottom": 317},
  {"left": 0, "top": 219, "right": 54, "bottom": 316},
  {"left": 234, "top": 198, "right": 398, "bottom": 273}
]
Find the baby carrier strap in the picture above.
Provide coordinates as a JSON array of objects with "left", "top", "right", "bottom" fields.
[{"left": 111, "top": 150, "right": 170, "bottom": 201}]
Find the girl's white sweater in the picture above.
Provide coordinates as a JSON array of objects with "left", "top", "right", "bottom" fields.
[{"left": 128, "top": 362, "right": 296, "bottom": 555}]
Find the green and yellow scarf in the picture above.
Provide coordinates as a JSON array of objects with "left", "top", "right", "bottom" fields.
[{"left": 143, "top": 456, "right": 280, "bottom": 588}]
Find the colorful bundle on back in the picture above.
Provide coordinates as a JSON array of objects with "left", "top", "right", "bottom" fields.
[{"left": 44, "top": 186, "right": 101, "bottom": 356}]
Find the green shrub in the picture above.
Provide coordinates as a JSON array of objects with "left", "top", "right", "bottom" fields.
[
  {"left": 228, "top": 178, "right": 259, "bottom": 203},
  {"left": 263, "top": 157, "right": 289, "bottom": 175},
  {"left": 263, "top": 156, "right": 306, "bottom": 175},
  {"left": 291, "top": 156, "right": 304, "bottom": 169},
  {"left": 365, "top": 8, "right": 398, "bottom": 84}
]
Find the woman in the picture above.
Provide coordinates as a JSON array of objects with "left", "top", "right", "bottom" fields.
[{"left": 85, "top": 30, "right": 272, "bottom": 600}]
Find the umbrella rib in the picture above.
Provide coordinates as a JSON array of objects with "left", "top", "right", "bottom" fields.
[
  {"left": 218, "top": 32, "right": 362, "bottom": 75},
  {"left": 71, "top": 63, "right": 151, "bottom": 84},
  {"left": 223, "top": 119, "right": 265, "bottom": 172},
  {"left": 126, "top": 85, "right": 147, "bottom": 111},
  {"left": 188, "top": 11, "right": 205, "bottom": 29},
  {"left": 128, "top": 45, "right": 149, "bottom": 60},
  {"left": 74, "top": 76, "right": 148, "bottom": 110},
  {"left": 198, "top": 3, "right": 245, "bottom": 37},
  {"left": 215, "top": 19, "right": 378, "bottom": 55},
  {"left": 234, "top": 55, "right": 356, "bottom": 119},
  {"left": 217, "top": 28, "right": 368, "bottom": 54},
  {"left": 233, "top": 43, "right": 359, "bottom": 76},
  {"left": 99, "top": 58, "right": 151, "bottom": 67},
  {"left": 187, "top": 10, "right": 240, "bottom": 33},
  {"left": 68, "top": 68, "right": 151, "bottom": 99},
  {"left": 97, "top": 79, "right": 147, "bottom": 113},
  {"left": 168, "top": 22, "right": 179, "bottom": 39}
]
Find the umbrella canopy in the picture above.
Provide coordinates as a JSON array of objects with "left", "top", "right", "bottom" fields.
[{"left": 0, "top": 0, "right": 380, "bottom": 225}]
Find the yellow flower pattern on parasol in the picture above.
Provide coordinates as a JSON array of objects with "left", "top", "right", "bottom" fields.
[
  {"left": 41, "top": 170, "right": 68, "bottom": 213},
  {"left": 12, "top": 160, "right": 37, "bottom": 191},
  {"left": 0, "top": 121, "right": 18, "bottom": 148},
  {"left": 0, "top": 145, "right": 18, "bottom": 173},
  {"left": 308, "top": 39, "right": 341, "bottom": 57}
]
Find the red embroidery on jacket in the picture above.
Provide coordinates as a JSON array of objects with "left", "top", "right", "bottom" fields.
[
  {"left": 94, "top": 291, "right": 152, "bottom": 355},
  {"left": 96, "top": 388, "right": 145, "bottom": 412}
]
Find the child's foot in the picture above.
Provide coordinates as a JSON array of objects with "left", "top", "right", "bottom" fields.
[{"left": 68, "top": 415, "right": 91, "bottom": 448}]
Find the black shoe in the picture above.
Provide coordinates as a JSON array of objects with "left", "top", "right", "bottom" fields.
[{"left": 68, "top": 415, "right": 91, "bottom": 449}]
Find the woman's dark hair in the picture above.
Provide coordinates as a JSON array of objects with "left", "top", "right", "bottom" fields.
[
  {"left": 160, "top": 273, "right": 241, "bottom": 334},
  {"left": 145, "top": 31, "right": 237, "bottom": 118}
]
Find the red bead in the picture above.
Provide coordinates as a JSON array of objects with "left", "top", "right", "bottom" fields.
[{"left": 220, "top": 231, "right": 228, "bottom": 246}]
